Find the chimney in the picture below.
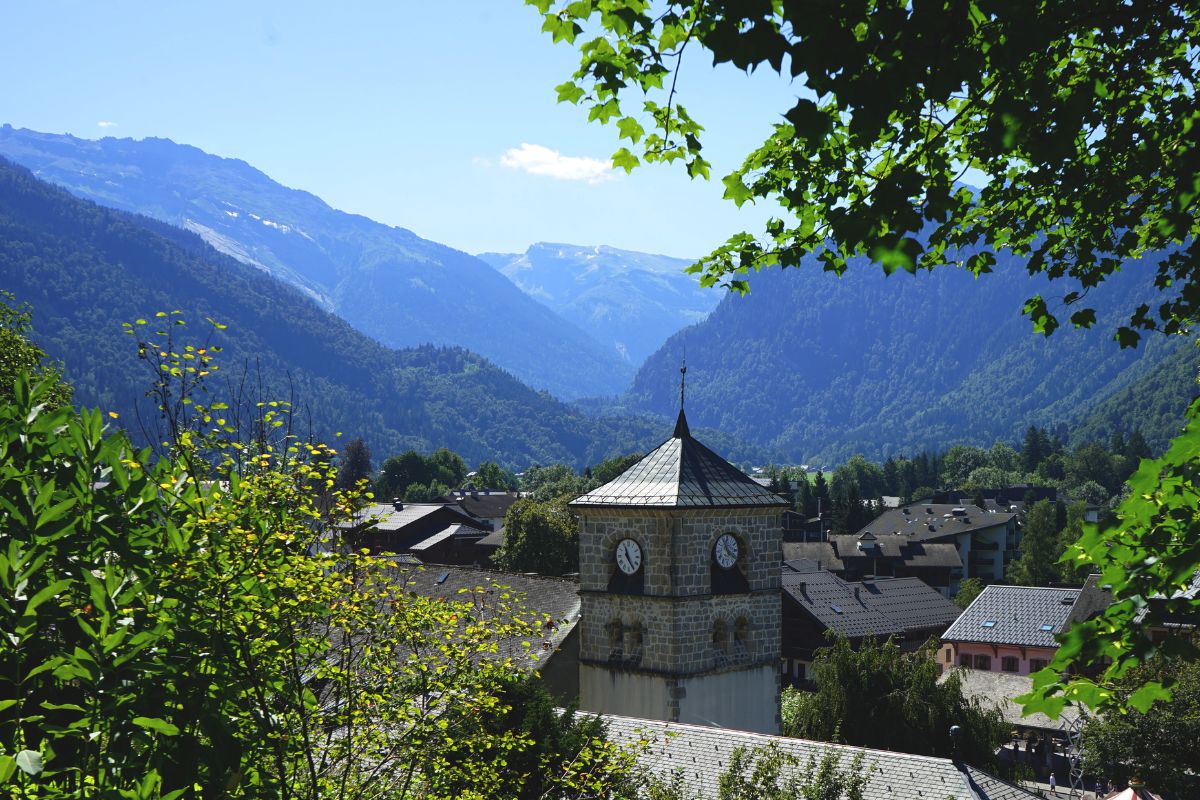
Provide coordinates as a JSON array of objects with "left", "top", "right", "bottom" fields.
[{"left": 392, "top": 497, "right": 404, "bottom": 511}]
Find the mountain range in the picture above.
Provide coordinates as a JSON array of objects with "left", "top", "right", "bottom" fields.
[
  {"left": 625, "top": 259, "right": 1197, "bottom": 463},
  {"left": 0, "top": 125, "right": 634, "bottom": 400},
  {"left": 1, "top": 124, "right": 1194, "bottom": 468},
  {"left": 477, "top": 243, "right": 718, "bottom": 365},
  {"left": 0, "top": 155, "right": 675, "bottom": 469}
]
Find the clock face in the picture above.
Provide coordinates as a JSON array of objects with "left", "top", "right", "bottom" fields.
[
  {"left": 615, "top": 538, "right": 642, "bottom": 575},
  {"left": 714, "top": 534, "right": 740, "bottom": 569}
]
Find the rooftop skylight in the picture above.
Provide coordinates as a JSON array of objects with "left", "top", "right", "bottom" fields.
[{"left": 982, "top": 620, "right": 997, "bottom": 628}]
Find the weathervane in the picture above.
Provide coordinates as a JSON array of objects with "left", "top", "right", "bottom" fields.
[{"left": 679, "top": 361, "right": 687, "bottom": 411}]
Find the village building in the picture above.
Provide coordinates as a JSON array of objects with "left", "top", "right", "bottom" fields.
[
  {"left": 939, "top": 580, "right": 1111, "bottom": 676},
  {"left": 440, "top": 488, "right": 520, "bottom": 531},
  {"left": 569, "top": 406, "right": 788, "bottom": 734},
  {"left": 852, "top": 503, "right": 1019, "bottom": 590},
  {"left": 340, "top": 500, "right": 492, "bottom": 564},
  {"left": 783, "top": 532, "right": 964, "bottom": 596},
  {"left": 780, "top": 565, "right": 963, "bottom": 684}
]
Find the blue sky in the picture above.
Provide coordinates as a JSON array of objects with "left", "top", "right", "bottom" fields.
[{"left": 1, "top": 1, "right": 799, "bottom": 258}]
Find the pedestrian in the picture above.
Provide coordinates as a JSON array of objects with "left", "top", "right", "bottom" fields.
[{"left": 1049, "top": 772, "right": 1057, "bottom": 793}]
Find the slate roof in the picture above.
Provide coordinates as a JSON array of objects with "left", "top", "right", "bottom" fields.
[
  {"left": 782, "top": 570, "right": 961, "bottom": 639},
  {"left": 828, "top": 535, "right": 964, "bottom": 568},
  {"left": 858, "top": 504, "right": 1015, "bottom": 543},
  {"left": 342, "top": 502, "right": 484, "bottom": 532},
  {"left": 781, "top": 542, "right": 844, "bottom": 571},
  {"left": 941, "top": 669, "right": 1083, "bottom": 731},
  {"left": 570, "top": 411, "right": 787, "bottom": 509},
  {"left": 381, "top": 564, "right": 580, "bottom": 668},
  {"left": 600, "top": 714, "right": 1039, "bottom": 800},
  {"left": 942, "top": 585, "right": 1081, "bottom": 648},
  {"left": 408, "top": 524, "right": 481, "bottom": 552},
  {"left": 444, "top": 490, "right": 520, "bottom": 521},
  {"left": 782, "top": 558, "right": 823, "bottom": 574}
]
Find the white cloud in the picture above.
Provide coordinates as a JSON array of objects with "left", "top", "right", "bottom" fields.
[
  {"left": 499, "top": 142, "right": 616, "bottom": 183},
  {"left": 97, "top": 121, "right": 117, "bottom": 129}
]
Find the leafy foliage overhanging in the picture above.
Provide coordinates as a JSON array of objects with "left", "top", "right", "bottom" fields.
[{"left": 529, "top": 0, "right": 1200, "bottom": 347}]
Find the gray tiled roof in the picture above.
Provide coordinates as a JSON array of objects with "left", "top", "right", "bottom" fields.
[
  {"left": 783, "top": 571, "right": 961, "bottom": 639},
  {"left": 828, "top": 535, "right": 964, "bottom": 569},
  {"left": 600, "top": 714, "right": 1038, "bottom": 799},
  {"left": 444, "top": 490, "right": 520, "bottom": 520},
  {"left": 942, "top": 585, "right": 1081, "bottom": 648},
  {"left": 858, "top": 504, "right": 1015, "bottom": 542},
  {"left": 570, "top": 411, "right": 786, "bottom": 509},
  {"left": 408, "top": 524, "right": 476, "bottom": 552},
  {"left": 941, "top": 668, "right": 1083, "bottom": 731},
  {"left": 783, "top": 558, "right": 823, "bottom": 574},
  {"left": 781, "top": 542, "right": 844, "bottom": 571},
  {"left": 342, "top": 502, "right": 481, "bottom": 532},
  {"left": 381, "top": 564, "right": 580, "bottom": 668}
]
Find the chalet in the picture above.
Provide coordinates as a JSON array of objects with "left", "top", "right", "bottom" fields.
[
  {"left": 780, "top": 566, "right": 962, "bottom": 684},
  {"left": 783, "top": 533, "right": 964, "bottom": 596},
  {"left": 853, "top": 503, "right": 1018, "bottom": 589},
  {"left": 341, "top": 501, "right": 491, "bottom": 564},
  {"left": 440, "top": 488, "right": 520, "bottom": 531},
  {"left": 938, "top": 580, "right": 1111, "bottom": 676}
]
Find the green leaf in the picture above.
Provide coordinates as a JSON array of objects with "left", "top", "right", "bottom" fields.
[
  {"left": 0, "top": 756, "right": 15, "bottom": 783},
  {"left": 722, "top": 173, "right": 753, "bottom": 206},
  {"left": 15, "top": 750, "right": 42, "bottom": 776},
  {"left": 611, "top": 147, "right": 639, "bottom": 173},
  {"left": 1127, "top": 680, "right": 1173, "bottom": 713},
  {"left": 616, "top": 116, "right": 644, "bottom": 143},
  {"left": 133, "top": 716, "right": 180, "bottom": 736}
]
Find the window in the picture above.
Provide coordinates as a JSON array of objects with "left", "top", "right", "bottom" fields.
[
  {"left": 1030, "top": 658, "right": 1048, "bottom": 672},
  {"left": 959, "top": 654, "right": 972, "bottom": 667},
  {"left": 1001, "top": 656, "right": 1020, "bottom": 673},
  {"left": 982, "top": 620, "right": 997, "bottom": 628},
  {"left": 1039, "top": 624, "right": 1054, "bottom": 631},
  {"left": 733, "top": 617, "right": 751, "bottom": 659},
  {"left": 973, "top": 654, "right": 992, "bottom": 670},
  {"left": 607, "top": 619, "right": 624, "bottom": 662}
]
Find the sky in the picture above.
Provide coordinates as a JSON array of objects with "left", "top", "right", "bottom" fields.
[{"left": 1, "top": 1, "right": 801, "bottom": 258}]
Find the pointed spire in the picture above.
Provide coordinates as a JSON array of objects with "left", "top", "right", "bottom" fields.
[{"left": 674, "top": 363, "right": 690, "bottom": 438}]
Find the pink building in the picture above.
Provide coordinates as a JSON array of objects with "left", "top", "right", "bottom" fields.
[{"left": 939, "top": 584, "right": 1084, "bottom": 676}]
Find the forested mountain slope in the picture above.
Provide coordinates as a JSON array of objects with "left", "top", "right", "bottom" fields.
[
  {"left": 0, "top": 157, "right": 666, "bottom": 468},
  {"left": 0, "top": 125, "right": 631, "bottom": 399},
  {"left": 629, "top": 257, "right": 1197, "bottom": 463},
  {"left": 477, "top": 243, "right": 718, "bottom": 364}
]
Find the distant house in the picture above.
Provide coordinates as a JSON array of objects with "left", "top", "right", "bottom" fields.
[
  {"left": 939, "top": 579, "right": 1111, "bottom": 676},
  {"left": 341, "top": 501, "right": 491, "bottom": 564},
  {"left": 780, "top": 566, "right": 962, "bottom": 684},
  {"left": 852, "top": 503, "right": 1019, "bottom": 590},
  {"left": 441, "top": 489, "right": 520, "bottom": 531},
  {"left": 783, "top": 532, "right": 964, "bottom": 596}
]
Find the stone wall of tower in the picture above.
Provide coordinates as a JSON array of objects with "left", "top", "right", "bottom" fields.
[{"left": 576, "top": 505, "right": 782, "bottom": 695}]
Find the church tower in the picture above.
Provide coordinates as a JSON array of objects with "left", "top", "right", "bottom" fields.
[{"left": 570, "top": 397, "right": 786, "bottom": 733}]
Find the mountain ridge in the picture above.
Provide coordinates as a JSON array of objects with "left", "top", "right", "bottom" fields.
[
  {"left": 0, "top": 125, "right": 632, "bottom": 400},
  {"left": 477, "top": 242, "right": 719, "bottom": 365},
  {"left": 0, "top": 155, "right": 668, "bottom": 468}
]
